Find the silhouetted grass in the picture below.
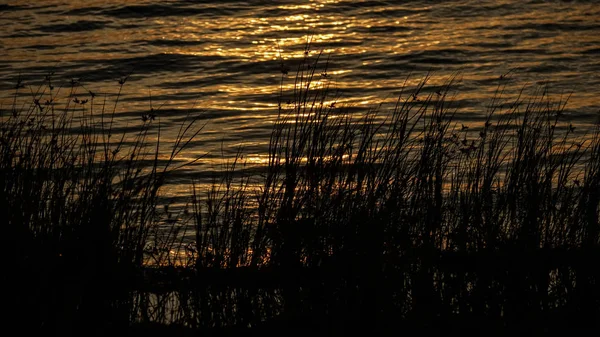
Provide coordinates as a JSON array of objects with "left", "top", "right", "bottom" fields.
[
  {"left": 3, "top": 54, "right": 600, "bottom": 335},
  {"left": 179, "top": 54, "right": 600, "bottom": 333},
  {"left": 1, "top": 75, "right": 203, "bottom": 334}
]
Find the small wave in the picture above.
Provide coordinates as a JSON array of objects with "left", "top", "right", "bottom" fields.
[
  {"left": 581, "top": 48, "right": 600, "bottom": 55},
  {"left": 505, "top": 22, "right": 600, "bottom": 32},
  {"left": 388, "top": 49, "right": 474, "bottom": 65},
  {"left": 62, "top": 6, "right": 106, "bottom": 16},
  {"left": 0, "top": 4, "right": 25, "bottom": 11},
  {"left": 350, "top": 25, "right": 415, "bottom": 34},
  {"left": 4, "top": 32, "right": 48, "bottom": 38},
  {"left": 157, "top": 76, "right": 236, "bottom": 89},
  {"left": 37, "top": 20, "right": 110, "bottom": 33},
  {"left": 100, "top": 4, "right": 206, "bottom": 19},
  {"left": 464, "top": 41, "right": 513, "bottom": 49},
  {"left": 527, "top": 64, "right": 570, "bottom": 74},
  {"left": 21, "top": 44, "right": 57, "bottom": 50},
  {"left": 496, "top": 48, "right": 544, "bottom": 55},
  {"left": 76, "top": 53, "right": 227, "bottom": 79},
  {"left": 146, "top": 39, "right": 206, "bottom": 47}
]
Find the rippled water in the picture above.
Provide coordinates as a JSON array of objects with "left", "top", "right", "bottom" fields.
[{"left": 2, "top": 0, "right": 600, "bottom": 197}]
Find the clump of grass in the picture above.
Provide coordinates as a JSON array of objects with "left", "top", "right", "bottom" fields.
[
  {"left": 0, "top": 74, "right": 203, "bottom": 333},
  {"left": 182, "top": 53, "right": 600, "bottom": 331}
]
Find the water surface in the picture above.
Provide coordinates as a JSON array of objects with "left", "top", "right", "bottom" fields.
[{"left": 2, "top": 0, "right": 599, "bottom": 197}]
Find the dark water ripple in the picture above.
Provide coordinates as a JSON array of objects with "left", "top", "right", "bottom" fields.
[
  {"left": 37, "top": 20, "right": 110, "bottom": 33},
  {"left": 100, "top": 5, "right": 208, "bottom": 19}
]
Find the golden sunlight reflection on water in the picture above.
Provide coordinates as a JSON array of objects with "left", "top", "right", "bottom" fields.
[{"left": 1, "top": 0, "right": 599, "bottom": 194}]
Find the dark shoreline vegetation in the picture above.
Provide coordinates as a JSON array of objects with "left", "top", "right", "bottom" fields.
[{"left": 2, "top": 55, "right": 600, "bottom": 336}]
